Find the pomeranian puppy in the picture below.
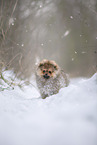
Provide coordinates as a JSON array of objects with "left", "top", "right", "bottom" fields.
[{"left": 35, "top": 59, "right": 69, "bottom": 99}]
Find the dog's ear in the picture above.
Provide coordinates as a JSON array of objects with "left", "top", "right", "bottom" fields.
[
  {"left": 38, "top": 59, "right": 48, "bottom": 68},
  {"left": 39, "top": 63, "right": 43, "bottom": 68},
  {"left": 49, "top": 60, "right": 59, "bottom": 70},
  {"left": 54, "top": 65, "right": 57, "bottom": 70}
]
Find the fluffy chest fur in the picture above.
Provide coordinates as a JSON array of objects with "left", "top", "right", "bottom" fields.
[{"left": 36, "top": 73, "right": 67, "bottom": 98}]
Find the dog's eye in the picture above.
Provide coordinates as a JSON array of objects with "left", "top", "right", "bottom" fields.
[
  {"left": 43, "top": 70, "right": 45, "bottom": 73},
  {"left": 49, "top": 71, "right": 51, "bottom": 74}
]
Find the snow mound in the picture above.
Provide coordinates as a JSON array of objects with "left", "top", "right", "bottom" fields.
[{"left": 0, "top": 73, "right": 97, "bottom": 145}]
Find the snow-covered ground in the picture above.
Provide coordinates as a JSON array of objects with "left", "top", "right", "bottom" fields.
[{"left": 0, "top": 71, "right": 97, "bottom": 145}]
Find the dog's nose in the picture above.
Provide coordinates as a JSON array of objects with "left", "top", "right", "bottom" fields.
[{"left": 43, "top": 74, "right": 50, "bottom": 79}]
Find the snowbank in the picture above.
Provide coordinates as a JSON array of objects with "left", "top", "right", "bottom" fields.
[{"left": 0, "top": 72, "right": 97, "bottom": 145}]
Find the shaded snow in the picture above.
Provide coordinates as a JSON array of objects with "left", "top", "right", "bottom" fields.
[{"left": 0, "top": 72, "right": 97, "bottom": 145}]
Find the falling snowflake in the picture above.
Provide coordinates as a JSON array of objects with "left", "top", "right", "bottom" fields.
[
  {"left": 64, "top": 30, "right": 70, "bottom": 37},
  {"left": 21, "top": 44, "right": 24, "bottom": 47},
  {"left": 62, "top": 30, "right": 70, "bottom": 38},
  {"left": 70, "top": 16, "right": 73, "bottom": 19},
  {"left": 72, "top": 58, "right": 74, "bottom": 61},
  {"left": 9, "top": 18, "right": 14, "bottom": 26},
  {"left": 41, "top": 43, "right": 44, "bottom": 46}
]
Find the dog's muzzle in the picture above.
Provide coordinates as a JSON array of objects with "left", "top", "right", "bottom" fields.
[{"left": 43, "top": 74, "right": 50, "bottom": 79}]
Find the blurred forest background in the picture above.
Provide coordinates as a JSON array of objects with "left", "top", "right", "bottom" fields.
[{"left": 0, "top": 0, "right": 97, "bottom": 78}]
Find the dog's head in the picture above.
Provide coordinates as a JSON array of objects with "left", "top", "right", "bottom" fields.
[{"left": 36, "top": 59, "right": 60, "bottom": 79}]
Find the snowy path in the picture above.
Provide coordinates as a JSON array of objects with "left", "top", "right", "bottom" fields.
[{"left": 0, "top": 73, "right": 97, "bottom": 145}]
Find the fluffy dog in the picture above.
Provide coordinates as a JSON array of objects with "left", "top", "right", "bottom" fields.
[{"left": 35, "top": 59, "right": 69, "bottom": 99}]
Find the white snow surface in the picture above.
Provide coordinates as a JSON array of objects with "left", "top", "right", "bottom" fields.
[{"left": 0, "top": 72, "right": 97, "bottom": 145}]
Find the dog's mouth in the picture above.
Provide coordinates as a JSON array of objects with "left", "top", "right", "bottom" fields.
[{"left": 43, "top": 74, "right": 50, "bottom": 79}]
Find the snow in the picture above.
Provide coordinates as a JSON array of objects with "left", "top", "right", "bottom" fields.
[
  {"left": 70, "top": 16, "right": 73, "bottom": 19},
  {"left": 63, "top": 30, "right": 70, "bottom": 37},
  {"left": 9, "top": 18, "right": 15, "bottom": 26},
  {"left": 0, "top": 72, "right": 97, "bottom": 145}
]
